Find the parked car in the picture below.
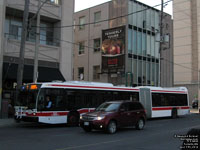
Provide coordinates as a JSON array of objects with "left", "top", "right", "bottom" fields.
[
  {"left": 192, "top": 99, "right": 198, "bottom": 108},
  {"left": 80, "top": 101, "right": 146, "bottom": 134}
]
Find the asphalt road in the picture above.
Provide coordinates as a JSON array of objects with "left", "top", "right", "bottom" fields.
[{"left": 0, "top": 114, "right": 200, "bottom": 150}]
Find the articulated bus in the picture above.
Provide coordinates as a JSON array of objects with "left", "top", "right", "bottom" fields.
[{"left": 14, "top": 81, "right": 190, "bottom": 125}]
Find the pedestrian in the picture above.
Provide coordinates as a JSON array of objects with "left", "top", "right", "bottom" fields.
[{"left": 8, "top": 99, "right": 14, "bottom": 118}]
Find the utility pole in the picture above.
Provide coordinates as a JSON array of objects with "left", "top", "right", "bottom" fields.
[
  {"left": 0, "top": 0, "right": 5, "bottom": 117},
  {"left": 16, "top": 0, "right": 30, "bottom": 90},
  {"left": 33, "top": 0, "right": 41, "bottom": 83},
  {"left": 159, "top": 0, "right": 164, "bottom": 87},
  {"left": 198, "top": 70, "right": 200, "bottom": 112}
]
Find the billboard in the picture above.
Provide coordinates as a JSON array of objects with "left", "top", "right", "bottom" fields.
[{"left": 102, "top": 26, "right": 125, "bottom": 70}]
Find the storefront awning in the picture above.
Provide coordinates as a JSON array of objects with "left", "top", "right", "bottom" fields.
[{"left": 3, "top": 63, "right": 65, "bottom": 82}]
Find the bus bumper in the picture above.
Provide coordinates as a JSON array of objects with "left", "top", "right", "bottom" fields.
[{"left": 14, "top": 116, "right": 38, "bottom": 123}]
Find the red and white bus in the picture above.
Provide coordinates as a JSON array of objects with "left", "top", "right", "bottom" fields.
[
  {"left": 14, "top": 81, "right": 190, "bottom": 125},
  {"left": 138, "top": 86, "right": 190, "bottom": 118}
]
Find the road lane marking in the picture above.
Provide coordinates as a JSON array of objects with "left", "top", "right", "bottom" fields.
[
  {"left": 56, "top": 124, "right": 200, "bottom": 150},
  {"left": 54, "top": 134, "right": 73, "bottom": 137},
  {"left": 170, "top": 124, "right": 200, "bottom": 133},
  {"left": 56, "top": 139, "right": 122, "bottom": 150}
]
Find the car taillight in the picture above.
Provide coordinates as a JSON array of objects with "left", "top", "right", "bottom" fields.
[{"left": 144, "top": 109, "right": 147, "bottom": 113}]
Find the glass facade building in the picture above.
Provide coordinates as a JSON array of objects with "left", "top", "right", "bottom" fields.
[
  {"left": 74, "top": 0, "right": 173, "bottom": 87},
  {"left": 127, "top": 1, "right": 160, "bottom": 86}
]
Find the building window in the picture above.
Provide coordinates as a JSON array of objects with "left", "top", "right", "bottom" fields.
[
  {"left": 143, "top": 21, "right": 146, "bottom": 28},
  {"left": 48, "top": 0, "right": 60, "bottom": 5},
  {"left": 137, "top": 31, "right": 142, "bottom": 55},
  {"left": 94, "top": 11, "right": 101, "bottom": 23},
  {"left": 5, "top": 17, "right": 58, "bottom": 46},
  {"left": 9, "top": 24, "right": 22, "bottom": 40},
  {"left": 79, "top": 16, "right": 85, "bottom": 30},
  {"left": 78, "top": 67, "right": 84, "bottom": 80},
  {"left": 79, "top": 41, "right": 85, "bottom": 55},
  {"left": 5, "top": 17, "right": 22, "bottom": 40},
  {"left": 28, "top": 21, "right": 58, "bottom": 46},
  {"left": 93, "top": 65, "right": 100, "bottom": 80},
  {"left": 40, "top": 22, "right": 54, "bottom": 46},
  {"left": 94, "top": 38, "right": 100, "bottom": 52},
  {"left": 128, "top": 29, "right": 132, "bottom": 53}
]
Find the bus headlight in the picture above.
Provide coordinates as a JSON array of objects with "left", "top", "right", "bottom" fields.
[{"left": 80, "top": 116, "right": 82, "bottom": 119}]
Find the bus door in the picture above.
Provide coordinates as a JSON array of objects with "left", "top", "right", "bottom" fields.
[{"left": 139, "top": 88, "right": 152, "bottom": 118}]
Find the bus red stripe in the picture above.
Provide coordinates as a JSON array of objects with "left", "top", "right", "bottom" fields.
[
  {"left": 151, "top": 90, "right": 186, "bottom": 94},
  {"left": 26, "top": 112, "right": 68, "bottom": 117},
  {"left": 152, "top": 106, "right": 190, "bottom": 111},
  {"left": 152, "top": 107, "right": 173, "bottom": 111},
  {"left": 49, "top": 84, "right": 139, "bottom": 91},
  {"left": 180, "top": 106, "right": 190, "bottom": 109},
  {"left": 78, "top": 109, "right": 89, "bottom": 114}
]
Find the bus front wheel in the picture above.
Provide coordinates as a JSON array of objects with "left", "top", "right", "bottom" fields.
[{"left": 67, "top": 112, "right": 80, "bottom": 126}]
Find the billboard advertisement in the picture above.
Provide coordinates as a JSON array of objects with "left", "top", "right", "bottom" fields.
[{"left": 102, "top": 26, "right": 125, "bottom": 70}]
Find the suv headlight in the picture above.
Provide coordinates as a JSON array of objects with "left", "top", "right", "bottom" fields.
[
  {"left": 80, "top": 116, "right": 83, "bottom": 119},
  {"left": 95, "top": 116, "right": 105, "bottom": 120}
]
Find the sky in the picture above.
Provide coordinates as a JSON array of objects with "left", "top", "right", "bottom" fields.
[{"left": 75, "top": 0, "right": 173, "bottom": 15}]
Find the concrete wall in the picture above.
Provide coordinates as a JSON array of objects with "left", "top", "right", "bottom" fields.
[
  {"left": 1, "top": 0, "right": 74, "bottom": 81},
  {"left": 160, "top": 14, "right": 173, "bottom": 87},
  {"left": 74, "top": 2, "right": 109, "bottom": 81},
  {"left": 173, "top": 0, "right": 193, "bottom": 85},
  {"left": 3, "top": 38, "right": 60, "bottom": 63},
  {"left": 6, "top": 0, "right": 61, "bottom": 20},
  {"left": 59, "top": 0, "right": 74, "bottom": 81},
  {"left": 173, "top": 0, "right": 200, "bottom": 103}
]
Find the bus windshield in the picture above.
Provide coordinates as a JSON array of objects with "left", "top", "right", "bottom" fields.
[{"left": 17, "top": 84, "right": 41, "bottom": 109}]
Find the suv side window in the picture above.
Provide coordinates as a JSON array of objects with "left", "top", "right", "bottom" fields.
[
  {"left": 129, "top": 102, "right": 143, "bottom": 111},
  {"left": 135, "top": 103, "right": 144, "bottom": 110},
  {"left": 120, "top": 103, "right": 129, "bottom": 111}
]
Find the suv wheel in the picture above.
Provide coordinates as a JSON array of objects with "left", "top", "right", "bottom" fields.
[
  {"left": 136, "top": 119, "right": 144, "bottom": 130},
  {"left": 107, "top": 121, "right": 117, "bottom": 134}
]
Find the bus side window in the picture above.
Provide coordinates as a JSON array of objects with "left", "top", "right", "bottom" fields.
[{"left": 152, "top": 93, "right": 162, "bottom": 107}]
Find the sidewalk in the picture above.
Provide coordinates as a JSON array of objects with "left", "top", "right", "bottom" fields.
[
  {"left": 0, "top": 118, "right": 15, "bottom": 127},
  {"left": 190, "top": 108, "right": 199, "bottom": 114}
]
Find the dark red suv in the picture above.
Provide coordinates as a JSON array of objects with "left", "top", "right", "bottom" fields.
[{"left": 80, "top": 101, "right": 146, "bottom": 134}]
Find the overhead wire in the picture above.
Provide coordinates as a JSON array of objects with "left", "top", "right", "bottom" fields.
[
  {"left": 6, "top": 0, "right": 200, "bottom": 86},
  {"left": 31, "top": 0, "right": 173, "bottom": 29}
]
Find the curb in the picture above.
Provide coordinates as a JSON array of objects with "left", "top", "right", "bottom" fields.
[{"left": 0, "top": 119, "right": 15, "bottom": 127}]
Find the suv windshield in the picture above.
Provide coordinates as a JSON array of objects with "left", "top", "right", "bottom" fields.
[{"left": 96, "top": 102, "right": 121, "bottom": 112}]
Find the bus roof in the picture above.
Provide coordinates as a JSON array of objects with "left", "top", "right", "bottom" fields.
[
  {"left": 37, "top": 81, "right": 139, "bottom": 92},
  {"left": 25, "top": 82, "right": 187, "bottom": 93},
  {"left": 136, "top": 86, "right": 188, "bottom": 92}
]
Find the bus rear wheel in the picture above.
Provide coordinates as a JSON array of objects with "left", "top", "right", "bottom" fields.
[
  {"left": 171, "top": 108, "right": 178, "bottom": 119},
  {"left": 67, "top": 112, "right": 79, "bottom": 126}
]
